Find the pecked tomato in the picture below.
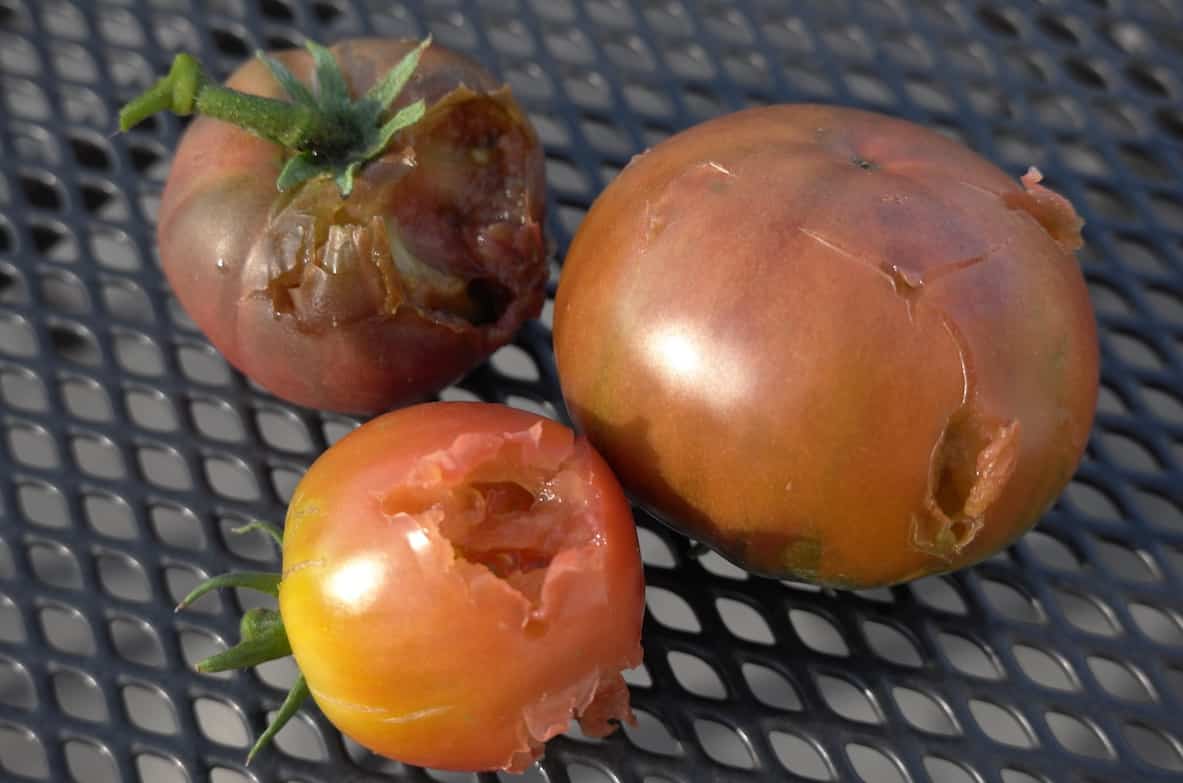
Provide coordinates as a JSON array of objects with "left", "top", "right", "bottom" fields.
[
  {"left": 184, "top": 402, "right": 644, "bottom": 772},
  {"left": 554, "top": 105, "right": 1098, "bottom": 587},
  {"left": 124, "top": 39, "right": 547, "bottom": 413}
]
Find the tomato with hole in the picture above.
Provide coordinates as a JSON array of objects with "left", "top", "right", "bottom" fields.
[
  {"left": 554, "top": 105, "right": 1098, "bottom": 587},
  {"left": 157, "top": 39, "right": 547, "bottom": 413},
  {"left": 279, "top": 402, "right": 643, "bottom": 771}
]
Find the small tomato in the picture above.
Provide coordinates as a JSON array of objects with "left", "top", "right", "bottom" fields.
[
  {"left": 182, "top": 402, "right": 644, "bottom": 773},
  {"left": 123, "top": 39, "right": 547, "bottom": 413}
]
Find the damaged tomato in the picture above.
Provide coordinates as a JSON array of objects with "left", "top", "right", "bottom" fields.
[
  {"left": 179, "top": 402, "right": 644, "bottom": 772},
  {"left": 554, "top": 104, "right": 1099, "bottom": 587},
  {"left": 121, "top": 39, "right": 547, "bottom": 413}
]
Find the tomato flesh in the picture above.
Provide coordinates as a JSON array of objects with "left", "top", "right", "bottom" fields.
[{"left": 279, "top": 403, "right": 643, "bottom": 771}]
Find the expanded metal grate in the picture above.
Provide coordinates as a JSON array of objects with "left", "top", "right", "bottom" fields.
[{"left": 0, "top": 1, "right": 1180, "bottom": 782}]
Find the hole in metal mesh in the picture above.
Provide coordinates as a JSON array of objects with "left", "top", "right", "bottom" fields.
[
  {"left": 204, "top": 453, "right": 260, "bottom": 501},
  {"left": 0, "top": 724, "right": 49, "bottom": 779},
  {"left": 910, "top": 576, "right": 967, "bottom": 615},
  {"left": 937, "top": 632, "right": 1004, "bottom": 680},
  {"left": 715, "top": 597, "right": 772, "bottom": 644},
  {"left": 770, "top": 731, "right": 832, "bottom": 779},
  {"left": 39, "top": 603, "right": 95, "bottom": 656},
  {"left": 893, "top": 686, "right": 959, "bottom": 735},
  {"left": 29, "top": 540, "right": 82, "bottom": 590},
  {"left": 1130, "top": 603, "right": 1183, "bottom": 646},
  {"left": 0, "top": 595, "right": 24, "bottom": 642},
  {"left": 90, "top": 226, "right": 140, "bottom": 271},
  {"left": 110, "top": 615, "right": 165, "bottom": 668},
  {"left": 31, "top": 220, "right": 77, "bottom": 262},
  {"left": 195, "top": 696, "right": 251, "bottom": 748},
  {"left": 0, "top": 656, "right": 36, "bottom": 709},
  {"left": 1046, "top": 711, "right": 1112, "bottom": 759},
  {"left": 564, "top": 763, "right": 613, "bottom": 783},
  {"left": 211, "top": 767, "right": 253, "bottom": 783},
  {"left": 693, "top": 718, "right": 754, "bottom": 769},
  {"left": 52, "top": 666, "right": 108, "bottom": 722},
  {"left": 8, "top": 421, "right": 60, "bottom": 470},
  {"left": 925, "top": 756, "right": 979, "bottom": 783},
  {"left": 127, "top": 386, "right": 178, "bottom": 432},
  {"left": 122, "top": 681, "right": 179, "bottom": 734},
  {"left": 1020, "top": 531, "right": 1081, "bottom": 571},
  {"left": 1013, "top": 644, "right": 1078, "bottom": 691},
  {"left": 97, "top": 550, "right": 151, "bottom": 602},
  {"left": 623, "top": 662, "right": 652, "bottom": 688},
  {"left": 191, "top": 397, "right": 246, "bottom": 443},
  {"left": 0, "top": 314, "right": 38, "bottom": 358},
  {"left": 178, "top": 342, "right": 232, "bottom": 386},
  {"left": 789, "top": 609, "right": 849, "bottom": 657},
  {"left": 72, "top": 433, "right": 126, "bottom": 480},
  {"left": 49, "top": 321, "right": 101, "bottom": 365},
  {"left": 1, "top": 365, "right": 47, "bottom": 412},
  {"left": 38, "top": 269, "right": 89, "bottom": 315},
  {"left": 637, "top": 527, "right": 675, "bottom": 568},
  {"left": 1099, "top": 430, "right": 1161, "bottom": 472},
  {"left": 622, "top": 708, "right": 682, "bottom": 756},
  {"left": 645, "top": 586, "right": 701, "bottom": 633},
  {"left": 271, "top": 709, "right": 328, "bottom": 761},
  {"left": 220, "top": 514, "right": 280, "bottom": 564},
  {"left": 817, "top": 673, "right": 881, "bottom": 724},
  {"left": 84, "top": 491, "right": 136, "bottom": 540},
  {"left": 17, "top": 480, "right": 68, "bottom": 529},
  {"left": 742, "top": 662, "right": 802, "bottom": 711},
  {"left": 1091, "top": 536, "right": 1160, "bottom": 582},
  {"left": 1087, "top": 656, "right": 1155, "bottom": 702},
  {"left": 847, "top": 743, "right": 908, "bottom": 783},
  {"left": 1134, "top": 488, "right": 1182, "bottom": 533},
  {"left": 980, "top": 578, "right": 1045, "bottom": 624},
  {"left": 1124, "top": 723, "right": 1183, "bottom": 771},
  {"left": 102, "top": 279, "right": 155, "bottom": 324},
  {"left": 256, "top": 655, "right": 299, "bottom": 693},
  {"left": 114, "top": 330, "right": 165, "bottom": 377},
  {"left": 66, "top": 738, "right": 119, "bottom": 783},
  {"left": 970, "top": 700, "right": 1035, "bottom": 748},
  {"left": 136, "top": 752, "right": 189, "bottom": 783},
  {"left": 863, "top": 621, "right": 922, "bottom": 667},
  {"left": 178, "top": 627, "right": 231, "bottom": 677},
  {"left": 61, "top": 375, "right": 113, "bottom": 422},
  {"left": 1052, "top": 588, "right": 1121, "bottom": 637},
  {"left": 256, "top": 407, "right": 314, "bottom": 453},
  {"left": 271, "top": 464, "right": 303, "bottom": 503},
  {"left": 138, "top": 443, "right": 191, "bottom": 490},
  {"left": 149, "top": 502, "right": 204, "bottom": 551},
  {"left": 668, "top": 650, "right": 726, "bottom": 699},
  {"left": 697, "top": 550, "right": 748, "bottom": 580}
]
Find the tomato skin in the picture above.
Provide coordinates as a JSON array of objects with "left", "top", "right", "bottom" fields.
[
  {"left": 554, "top": 105, "right": 1098, "bottom": 587},
  {"left": 278, "top": 402, "right": 643, "bottom": 772},
  {"left": 159, "top": 39, "right": 547, "bottom": 413}
]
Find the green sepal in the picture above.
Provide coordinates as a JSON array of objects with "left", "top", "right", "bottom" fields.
[
  {"left": 277, "top": 152, "right": 335, "bottom": 192},
  {"left": 306, "top": 40, "right": 350, "bottom": 112},
  {"left": 231, "top": 520, "right": 285, "bottom": 549},
  {"left": 195, "top": 608, "right": 291, "bottom": 673},
  {"left": 247, "top": 674, "right": 310, "bottom": 763},
  {"left": 175, "top": 570, "right": 280, "bottom": 611},
  {"left": 257, "top": 52, "right": 316, "bottom": 107},
  {"left": 360, "top": 36, "right": 432, "bottom": 119},
  {"left": 365, "top": 99, "right": 426, "bottom": 159}
]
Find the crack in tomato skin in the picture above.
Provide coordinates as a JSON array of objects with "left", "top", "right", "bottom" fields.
[{"left": 277, "top": 403, "right": 643, "bottom": 772}]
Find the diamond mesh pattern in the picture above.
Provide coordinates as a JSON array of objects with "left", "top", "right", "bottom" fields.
[{"left": 0, "top": 1, "right": 1181, "bottom": 782}]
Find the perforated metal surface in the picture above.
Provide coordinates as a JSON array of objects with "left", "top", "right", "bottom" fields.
[{"left": 0, "top": 1, "right": 1180, "bottom": 782}]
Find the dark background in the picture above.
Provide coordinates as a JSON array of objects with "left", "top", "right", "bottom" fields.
[{"left": 0, "top": 1, "right": 1180, "bottom": 782}]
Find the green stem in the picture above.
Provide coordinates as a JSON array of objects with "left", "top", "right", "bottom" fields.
[{"left": 119, "top": 53, "right": 355, "bottom": 154}]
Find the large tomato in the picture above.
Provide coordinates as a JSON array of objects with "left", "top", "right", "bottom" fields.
[
  {"left": 150, "top": 39, "right": 547, "bottom": 412},
  {"left": 278, "top": 402, "right": 643, "bottom": 771},
  {"left": 554, "top": 105, "right": 1098, "bottom": 587}
]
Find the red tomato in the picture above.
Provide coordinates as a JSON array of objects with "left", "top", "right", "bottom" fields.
[
  {"left": 155, "top": 39, "right": 547, "bottom": 412},
  {"left": 554, "top": 105, "right": 1098, "bottom": 587},
  {"left": 279, "top": 402, "right": 644, "bottom": 771}
]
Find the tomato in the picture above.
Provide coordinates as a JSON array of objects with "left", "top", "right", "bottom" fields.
[
  {"left": 554, "top": 105, "right": 1098, "bottom": 587},
  {"left": 127, "top": 39, "right": 547, "bottom": 413},
  {"left": 275, "top": 402, "right": 643, "bottom": 771}
]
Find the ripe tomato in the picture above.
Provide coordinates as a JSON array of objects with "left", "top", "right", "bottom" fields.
[
  {"left": 554, "top": 105, "right": 1098, "bottom": 587},
  {"left": 144, "top": 39, "right": 546, "bottom": 412},
  {"left": 278, "top": 402, "right": 643, "bottom": 771}
]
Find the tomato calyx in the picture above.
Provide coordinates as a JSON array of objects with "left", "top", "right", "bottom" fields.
[
  {"left": 119, "top": 38, "right": 433, "bottom": 197},
  {"left": 176, "top": 521, "right": 308, "bottom": 763}
]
